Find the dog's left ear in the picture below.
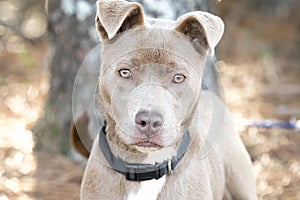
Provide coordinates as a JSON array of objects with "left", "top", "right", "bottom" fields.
[
  {"left": 95, "top": 0, "right": 144, "bottom": 40},
  {"left": 175, "top": 11, "right": 224, "bottom": 56}
]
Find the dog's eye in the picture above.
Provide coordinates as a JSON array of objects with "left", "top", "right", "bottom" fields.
[
  {"left": 118, "top": 69, "right": 132, "bottom": 79},
  {"left": 172, "top": 73, "right": 186, "bottom": 84}
]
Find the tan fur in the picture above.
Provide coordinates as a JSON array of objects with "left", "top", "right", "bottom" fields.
[
  {"left": 96, "top": 0, "right": 144, "bottom": 39},
  {"left": 70, "top": 112, "right": 91, "bottom": 159},
  {"left": 77, "top": 0, "right": 257, "bottom": 199}
]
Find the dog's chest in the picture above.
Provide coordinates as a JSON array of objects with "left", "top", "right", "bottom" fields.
[{"left": 127, "top": 176, "right": 166, "bottom": 200}]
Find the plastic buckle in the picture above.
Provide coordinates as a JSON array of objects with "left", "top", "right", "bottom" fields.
[{"left": 125, "top": 163, "right": 159, "bottom": 181}]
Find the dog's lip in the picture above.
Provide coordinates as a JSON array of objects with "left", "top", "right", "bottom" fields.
[
  {"left": 132, "top": 140, "right": 163, "bottom": 151},
  {"left": 134, "top": 141, "right": 161, "bottom": 148}
]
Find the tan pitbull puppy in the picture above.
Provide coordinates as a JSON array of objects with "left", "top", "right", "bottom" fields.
[{"left": 78, "top": 0, "right": 257, "bottom": 199}]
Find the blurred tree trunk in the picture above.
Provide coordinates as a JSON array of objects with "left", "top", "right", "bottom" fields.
[
  {"left": 33, "top": 0, "right": 215, "bottom": 155},
  {"left": 33, "top": 0, "right": 97, "bottom": 154}
]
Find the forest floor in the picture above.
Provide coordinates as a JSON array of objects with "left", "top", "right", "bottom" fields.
[{"left": 1, "top": 40, "right": 300, "bottom": 200}]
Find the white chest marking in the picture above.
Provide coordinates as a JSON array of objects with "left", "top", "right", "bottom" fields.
[{"left": 127, "top": 176, "right": 166, "bottom": 200}]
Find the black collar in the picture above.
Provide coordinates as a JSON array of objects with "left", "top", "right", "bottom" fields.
[{"left": 98, "top": 122, "right": 190, "bottom": 182}]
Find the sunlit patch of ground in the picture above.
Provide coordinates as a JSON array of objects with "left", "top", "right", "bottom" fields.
[
  {"left": 0, "top": 76, "right": 46, "bottom": 199},
  {"left": 218, "top": 61, "right": 300, "bottom": 200},
  {"left": 0, "top": 52, "right": 84, "bottom": 199}
]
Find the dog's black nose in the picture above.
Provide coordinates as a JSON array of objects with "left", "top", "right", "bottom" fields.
[{"left": 135, "top": 109, "right": 164, "bottom": 136}]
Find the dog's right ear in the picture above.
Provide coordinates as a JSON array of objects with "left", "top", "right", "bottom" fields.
[
  {"left": 95, "top": 0, "right": 145, "bottom": 40},
  {"left": 175, "top": 11, "right": 224, "bottom": 57}
]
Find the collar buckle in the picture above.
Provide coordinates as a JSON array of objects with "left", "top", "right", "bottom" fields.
[{"left": 124, "top": 162, "right": 166, "bottom": 181}]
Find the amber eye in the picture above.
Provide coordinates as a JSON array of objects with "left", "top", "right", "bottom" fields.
[
  {"left": 118, "top": 69, "right": 132, "bottom": 79},
  {"left": 172, "top": 73, "right": 186, "bottom": 84}
]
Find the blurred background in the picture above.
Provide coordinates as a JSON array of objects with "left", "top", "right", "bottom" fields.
[{"left": 0, "top": 0, "right": 299, "bottom": 199}]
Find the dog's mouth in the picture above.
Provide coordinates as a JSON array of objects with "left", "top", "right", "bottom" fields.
[{"left": 133, "top": 141, "right": 162, "bottom": 152}]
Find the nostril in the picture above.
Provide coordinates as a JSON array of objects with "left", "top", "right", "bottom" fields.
[
  {"left": 135, "top": 112, "right": 150, "bottom": 134},
  {"left": 140, "top": 120, "right": 147, "bottom": 127},
  {"left": 152, "top": 122, "right": 162, "bottom": 129},
  {"left": 135, "top": 109, "right": 164, "bottom": 134}
]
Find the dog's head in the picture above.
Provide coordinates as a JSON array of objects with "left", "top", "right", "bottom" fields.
[{"left": 96, "top": 0, "right": 224, "bottom": 154}]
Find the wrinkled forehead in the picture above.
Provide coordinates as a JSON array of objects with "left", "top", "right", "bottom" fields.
[{"left": 101, "top": 27, "right": 207, "bottom": 69}]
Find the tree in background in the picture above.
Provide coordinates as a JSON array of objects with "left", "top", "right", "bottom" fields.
[{"left": 33, "top": 0, "right": 98, "bottom": 154}]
